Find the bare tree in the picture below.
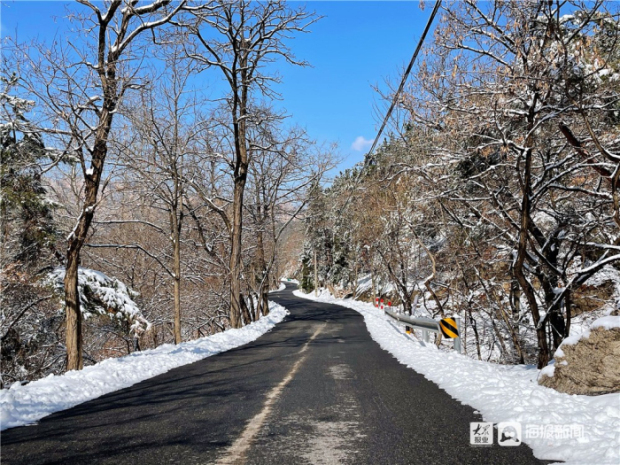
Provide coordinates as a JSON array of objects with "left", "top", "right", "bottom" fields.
[
  {"left": 245, "top": 116, "right": 331, "bottom": 318},
  {"left": 9, "top": 0, "right": 186, "bottom": 370},
  {"left": 185, "top": 0, "right": 317, "bottom": 327},
  {"left": 402, "top": 0, "right": 620, "bottom": 366},
  {"left": 104, "top": 51, "right": 207, "bottom": 344}
]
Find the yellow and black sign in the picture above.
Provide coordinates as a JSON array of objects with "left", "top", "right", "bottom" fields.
[{"left": 439, "top": 317, "right": 459, "bottom": 339}]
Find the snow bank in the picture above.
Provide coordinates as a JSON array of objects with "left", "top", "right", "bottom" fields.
[
  {"left": 591, "top": 315, "right": 620, "bottom": 331},
  {"left": 560, "top": 315, "right": 620, "bottom": 349},
  {"left": 0, "top": 302, "right": 288, "bottom": 431},
  {"left": 294, "top": 290, "right": 620, "bottom": 465}
]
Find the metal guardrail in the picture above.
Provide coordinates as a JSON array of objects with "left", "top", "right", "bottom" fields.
[{"left": 383, "top": 304, "right": 462, "bottom": 354}]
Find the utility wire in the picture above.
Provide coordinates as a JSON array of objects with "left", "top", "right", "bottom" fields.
[
  {"left": 338, "top": 0, "right": 442, "bottom": 212},
  {"left": 365, "top": 0, "right": 442, "bottom": 159},
  {"left": 309, "top": 2, "right": 442, "bottom": 280}
]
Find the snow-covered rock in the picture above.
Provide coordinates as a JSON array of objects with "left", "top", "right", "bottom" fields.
[{"left": 539, "top": 315, "right": 620, "bottom": 396}]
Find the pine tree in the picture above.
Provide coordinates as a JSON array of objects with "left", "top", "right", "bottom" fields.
[{"left": 1, "top": 74, "right": 58, "bottom": 265}]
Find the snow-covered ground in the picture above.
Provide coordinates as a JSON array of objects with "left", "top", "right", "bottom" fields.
[
  {"left": 0, "top": 302, "right": 288, "bottom": 431},
  {"left": 294, "top": 288, "right": 620, "bottom": 465},
  {"left": 354, "top": 274, "right": 394, "bottom": 298},
  {"left": 352, "top": 270, "right": 619, "bottom": 364}
]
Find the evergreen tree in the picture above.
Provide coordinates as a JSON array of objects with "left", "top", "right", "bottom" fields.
[{"left": 1, "top": 74, "right": 58, "bottom": 265}]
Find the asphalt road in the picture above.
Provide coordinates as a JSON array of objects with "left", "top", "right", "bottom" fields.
[{"left": 2, "top": 283, "right": 546, "bottom": 465}]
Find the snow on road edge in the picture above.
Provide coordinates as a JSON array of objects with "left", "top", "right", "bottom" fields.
[
  {"left": 294, "top": 289, "right": 620, "bottom": 465},
  {"left": 0, "top": 302, "right": 288, "bottom": 431}
]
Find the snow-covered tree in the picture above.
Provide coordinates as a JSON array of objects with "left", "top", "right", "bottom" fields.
[
  {"left": 1, "top": 75, "right": 65, "bottom": 387},
  {"left": 1, "top": 74, "right": 60, "bottom": 264},
  {"left": 46, "top": 268, "right": 149, "bottom": 336},
  {"left": 300, "top": 0, "right": 620, "bottom": 368},
  {"left": 8, "top": 0, "right": 187, "bottom": 371}
]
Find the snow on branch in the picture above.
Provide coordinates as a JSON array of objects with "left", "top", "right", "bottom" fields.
[{"left": 46, "top": 267, "right": 150, "bottom": 335}]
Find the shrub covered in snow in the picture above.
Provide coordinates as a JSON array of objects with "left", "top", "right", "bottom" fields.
[{"left": 46, "top": 267, "right": 150, "bottom": 335}]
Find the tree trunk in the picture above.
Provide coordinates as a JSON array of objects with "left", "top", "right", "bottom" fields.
[
  {"left": 64, "top": 104, "right": 113, "bottom": 370},
  {"left": 415, "top": 235, "right": 445, "bottom": 318},
  {"left": 540, "top": 270, "right": 565, "bottom": 351},
  {"left": 402, "top": 297, "right": 412, "bottom": 315},
  {"left": 500, "top": 306, "right": 525, "bottom": 364},
  {"left": 64, "top": 254, "right": 83, "bottom": 370},
  {"left": 490, "top": 317, "right": 509, "bottom": 361},
  {"left": 314, "top": 249, "right": 318, "bottom": 296},
  {"left": 468, "top": 308, "right": 482, "bottom": 360},
  {"left": 514, "top": 148, "right": 549, "bottom": 368},
  {"left": 173, "top": 234, "right": 182, "bottom": 344},
  {"left": 229, "top": 179, "right": 246, "bottom": 328},
  {"left": 261, "top": 288, "right": 269, "bottom": 317},
  {"left": 255, "top": 206, "right": 269, "bottom": 317},
  {"left": 228, "top": 42, "right": 250, "bottom": 329},
  {"left": 509, "top": 275, "right": 524, "bottom": 362},
  {"left": 565, "top": 290, "right": 572, "bottom": 338},
  {"left": 249, "top": 293, "right": 258, "bottom": 321},
  {"left": 239, "top": 293, "right": 252, "bottom": 325}
]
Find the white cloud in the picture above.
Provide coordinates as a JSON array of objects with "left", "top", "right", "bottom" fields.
[{"left": 351, "top": 136, "right": 374, "bottom": 152}]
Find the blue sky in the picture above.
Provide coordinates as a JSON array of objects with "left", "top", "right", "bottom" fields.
[{"left": 1, "top": 1, "right": 434, "bottom": 173}]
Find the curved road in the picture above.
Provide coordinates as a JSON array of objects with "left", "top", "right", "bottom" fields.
[{"left": 2, "top": 283, "right": 544, "bottom": 464}]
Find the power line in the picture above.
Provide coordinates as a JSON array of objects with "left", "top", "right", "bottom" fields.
[
  {"left": 365, "top": 0, "right": 442, "bottom": 159},
  {"left": 337, "top": 0, "right": 442, "bottom": 213}
]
